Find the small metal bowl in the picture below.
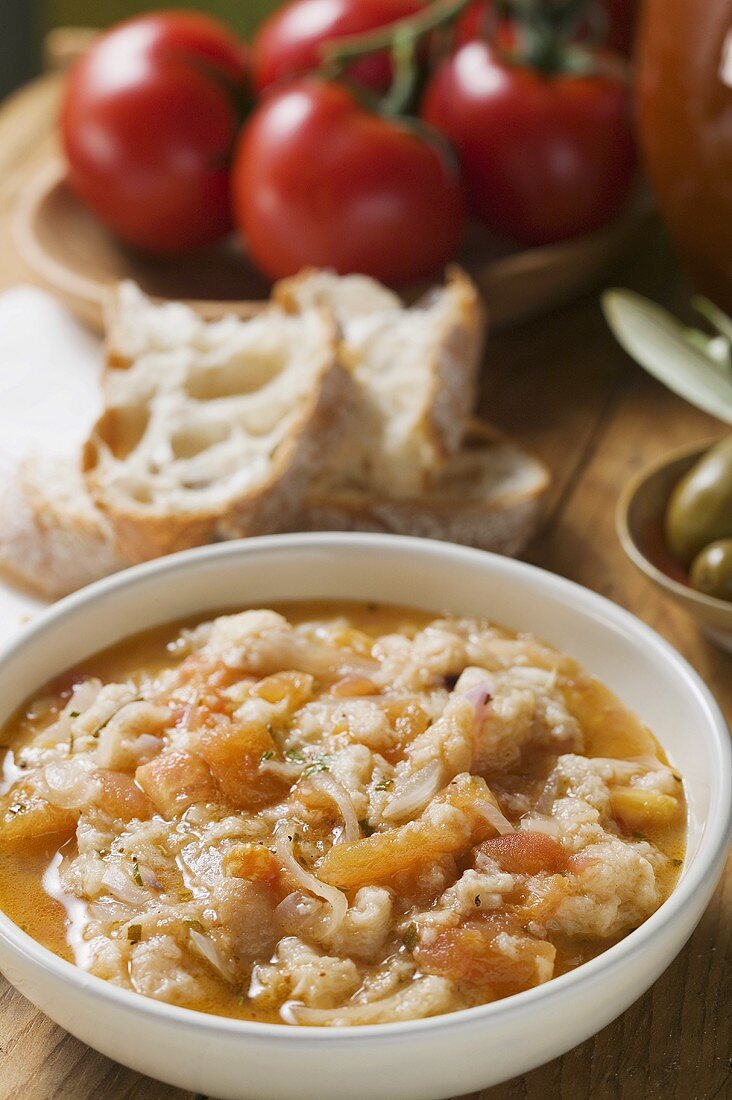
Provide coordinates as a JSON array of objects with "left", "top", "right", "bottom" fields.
[{"left": 617, "top": 441, "right": 732, "bottom": 654}]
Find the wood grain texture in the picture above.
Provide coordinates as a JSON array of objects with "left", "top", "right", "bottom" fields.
[{"left": 0, "top": 66, "right": 729, "bottom": 1100}]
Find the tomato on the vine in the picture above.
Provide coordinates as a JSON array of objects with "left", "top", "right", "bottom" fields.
[
  {"left": 232, "top": 78, "right": 464, "bottom": 283},
  {"left": 251, "top": 0, "right": 425, "bottom": 95},
  {"left": 421, "top": 40, "right": 636, "bottom": 245},
  {"left": 61, "top": 12, "right": 247, "bottom": 254}
]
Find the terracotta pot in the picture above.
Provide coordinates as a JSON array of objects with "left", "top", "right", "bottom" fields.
[{"left": 636, "top": 0, "right": 732, "bottom": 310}]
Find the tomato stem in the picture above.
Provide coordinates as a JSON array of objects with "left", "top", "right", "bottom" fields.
[
  {"left": 381, "top": 32, "right": 420, "bottom": 116},
  {"left": 503, "top": 0, "right": 593, "bottom": 74},
  {"left": 320, "top": 0, "right": 472, "bottom": 69}
]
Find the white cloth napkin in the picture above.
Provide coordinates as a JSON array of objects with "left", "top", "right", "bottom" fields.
[{"left": 0, "top": 286, "right": 103, "bottom": 633}]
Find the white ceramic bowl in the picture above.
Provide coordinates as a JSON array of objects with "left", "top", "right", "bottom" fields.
[{"left": 0, "top": 534, "right": 729, "bottom": 1100}]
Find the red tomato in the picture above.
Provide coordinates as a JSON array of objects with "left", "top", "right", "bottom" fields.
[
  {"left": 455, "top": 1, "right": 494, "bottom": 46},
  {"left": 251, "top": 0, "right": 425, "bottom": 94},
  {"left": 232, "top": 78, "right": 464, "bottom": 283},
  {"left": 455, "top": 2, "right": 517, "bottom": 50},
  {"left": 455, "top": 1, "right": 541, "bottom": 52},
  {"left": 421, "top": 41, "right": 636, "bottom": 245},
  {"left": 61, "top": 12, "right": 247, "bottom": 254}
]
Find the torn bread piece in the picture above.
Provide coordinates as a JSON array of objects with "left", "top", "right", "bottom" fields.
[
  {"left": 83, "top": 282, "right": 352, "bottom": 563},
  {"left": 296, "top": 420, "right": 550, "bottom": 556},
  {"left": 275, "top": 266, "right": 484, "bottom": 496},
  {"left": 0, "top": 456, "right": 124, "bottom": 599}
]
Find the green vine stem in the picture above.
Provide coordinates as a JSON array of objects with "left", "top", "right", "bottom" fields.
[
  {"left": 318, "top": 0, "right": 600, "bottom": 116},
  {"left": 505, "top": 0, "right": 593, "bottom": 73},
  {"left": 381, "top": 32, "right": 420, "bottom": 116},
  {"left": 319, "top": 0, "right": 473, "bottom": 71}
]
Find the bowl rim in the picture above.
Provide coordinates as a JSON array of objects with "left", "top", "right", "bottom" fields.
[
  {"left": 616, "top": 439, "right": 732, "bottom": 613},
  {"left": 0, "top": 532, "right": 729, "bottom": 1043}
]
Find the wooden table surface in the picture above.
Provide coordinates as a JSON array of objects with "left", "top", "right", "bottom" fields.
[{"left": 0, "top": 62, "right": 729, "bottom": 1100}]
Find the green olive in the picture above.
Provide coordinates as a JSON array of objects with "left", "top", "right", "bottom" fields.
[
  {"left": 665, "top": 436, "right": 732, "bottom": 565},
  {"left": 689, "top": 539, "right": 732, "bottom": 602}
]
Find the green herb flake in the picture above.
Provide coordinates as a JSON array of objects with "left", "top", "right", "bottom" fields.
[
  {"left": 402, "top": 924, "right": 418, "bottom": 952},
  {"left": 131, "top": 857, "right": 143, "bottom": 887},
  {"left": 184, "top": 918, "right": 204, "bottom": 933},
  {"left": 474, "top": 895, "right": 482, "bottom": 908},
  {"left": 93, "top": 698, "right": 140, "bottom": 740},
  {"left": 260, "top": 750, "right": 275, "bottom": 761},
  {"left": 375, "top": 779, "right": 393, "bottom": 792},
  {"left": 285, "top": 748, "right": 305, "bottom": 763},
  {"left": 303, "top": 758, "right": 330, "bottom": 777},
  {"left": 92, "top": 717, "right": 110, "bottom": 739},
  {"left": 127, "top": 924, "right": 142, "bottom": 944},
  {"left": 178, "top": 888, "right": 194, "bottom": 902},
  {"left": 68, "top": 710, "right": 80, "bottom": 718}
]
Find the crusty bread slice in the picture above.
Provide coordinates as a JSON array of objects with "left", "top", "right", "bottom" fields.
[
  {"left": 0, "top": 456, "right": 124, "bottom": 599},
  {"left": 0, "top": 272, "right": 537, "bottom": 599},
  {"left": 296, "top": 420, "right": 550, "bottom": 556},
  {"left": 275, "top": 265, "right": 484, "bottom": 497},
  {"left": 83, "top": 281, "right": 352, "bottom": 563}
]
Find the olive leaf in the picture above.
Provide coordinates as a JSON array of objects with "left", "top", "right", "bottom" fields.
[
  {"left": 602, "top": 289, "right": 732, "bottom": 425},
  {"left": 691, "top": 297, "right": 732, "bottom": 359}
]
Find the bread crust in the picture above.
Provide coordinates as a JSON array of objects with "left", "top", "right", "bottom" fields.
[
  {"left": 0, "top": 457, "right": 124, "bottom": 599},
  {"left": 275, "top": 266, "right": 484, "bottom": 489},
  {"left": 416, "top": 266, "right": 485, "bottom": 464},
  {"left": 83, "top": 290, "right": 353, "bottom": 563},
  {"left": 297, "top": 421, "right": 550, "bottom": 557}
]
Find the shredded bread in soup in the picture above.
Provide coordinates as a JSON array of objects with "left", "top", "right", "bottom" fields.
[{"left": 0, "top": 602, "right": 685, "bottom": 1026}]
